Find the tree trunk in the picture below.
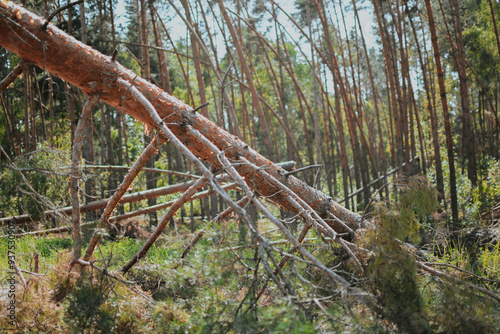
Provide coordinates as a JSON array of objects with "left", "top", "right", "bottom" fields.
[
  {"left": 372, "top": 0, "right": 400, "bottom": 170},
  {"left": 450, "top": 0, "right": 476, "bottom": 186},
  {"left": 181, "top": 0, "right": 208, "bottom": 118},
  {"left": 138, "top": 0, "right": 157, "bottom": 226},
  {"left": 79, "top": 0, "right": 86, "bottom": 44},
  {"left": 71, "top": 96, "right": 99, "bottom": 262},
  {"left": 0, "top": 2, "right": 362, "bottom": 234},
  {"left": 217, "top": 0, "right": 276, "bottom": 161},
  {"left": 0, "top": 59, "right": 30, "bottom": 93},
  {"left": 424, "top": 0, "right": 459, "bottom": 223},
  {"left": 149, "top": 4, "right": 172, "bottom": 94},
  {"left": 352, "top": 0, "right": 386, "bottom": 177},
  {"left": 408, "top": 9, "right": 445, "bottom": 201},
  {"left": 22, "top": 68, "right": 30, "bottom": 153},
  {"left": 0, "top": 94, "right": 20, "bottom": 156},
  {"left": 333, "top": 83, "right": 351, "bottom": 210}
]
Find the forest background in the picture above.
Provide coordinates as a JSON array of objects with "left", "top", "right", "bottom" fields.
[{"left": 0, "top": 0, "right": 499, "bottom": 332}]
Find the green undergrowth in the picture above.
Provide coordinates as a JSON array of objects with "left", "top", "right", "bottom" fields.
[
  {"left": 0, "top": 220, "right": 330, "bottom": 333},
  {"left": 1, "top": 176, "right": 499, "bottom": 333},
  {"left": 361, "top": 176, "right": 500, "bottom": 333},
  {"left": 0, "top": 235, "right": 73, "bottom": 274}
]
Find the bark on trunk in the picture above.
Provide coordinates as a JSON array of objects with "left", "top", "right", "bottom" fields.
[
  {"left": 71, "top": 95, "right": 99, "bottom": 262},
  {"left": 0, "top": 2, "right": 362, "bottom": 234},
  {"left": 0, "top": 59, "right": 30, "bottom": 93},
  {"left": 424, "top": 0, "right": 459, "bottom": 223},
  {"left": 408, "top": 10, "right": 444, "bottom": 200},
  {"left": 181, "top": 0, "right": 208, "bottom": 118},
  {"left": 217, "top": 0, "right": 276, "bottom": 161},
  {"left": 450, "top": 0, "right": 476, "bottom": 186}
]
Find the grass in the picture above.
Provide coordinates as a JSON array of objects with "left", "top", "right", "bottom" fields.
[{"left": 0, "top": 234, "right": 73, "bottom": 275}]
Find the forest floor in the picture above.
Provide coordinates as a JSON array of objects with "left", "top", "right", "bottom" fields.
[{"left": 0, "top": 203, "right": 499, "bottom": 333}]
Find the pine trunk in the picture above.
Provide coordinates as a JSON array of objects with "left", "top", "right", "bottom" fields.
[{"left": 0, "top": 2, "right": 362, "bottom": 234}]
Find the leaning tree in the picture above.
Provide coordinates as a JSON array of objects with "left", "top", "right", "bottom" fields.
[{"left": 0, "top": 0, "right": 362, "bottom": 283}]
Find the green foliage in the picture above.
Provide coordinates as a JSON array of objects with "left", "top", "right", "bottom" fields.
[
  {"left": 480, "top": 242, "right": 500, "bottom": 288},
  {"left": 425, "top": 282, "right": 499, "bottom": 333},
  {"left": 232, "top": 301, "right": 316, "bottom": 334},
  {"left": 1, "top": 201, "right": 497, "bottom": 334},
  {"left": 65, "top": 273, "right": 118, "bottom": 334},
  {"left": 463, "top": 0, "right": 500, "bottom": 92},
  {"left": 362, "top": 176, "right": 500, "bottom": 333},
  {"left": 129, "top": 262, "right": 200, "bottom": 302},
  {"left": 373, "top": 176, "right": 439, "bottom": 243},
  {"left": 471, "top": 161, "right": 500, "bottom": 217},
  {"left": 35, "top": 237, "right": 73, "bottom": 257},
  {"left": 0, "top": 145, "right": 71, "bottom": 219},
  {"left": 363, "top": 177, "right": 438, "bottom": 333},
  {"left": 0, "top": 235, "right": 73, "bottom": 276},
  {"left": 458, "top": 158, "right": 500, "bottom": 223},
  {"left": 152, "top": 301, "right": 191, "bottom": 333},
  {"left": 97, "top": 237, "right": 143, "bottom": 270}
]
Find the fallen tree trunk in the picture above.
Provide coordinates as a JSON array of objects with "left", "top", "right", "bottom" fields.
[
  {"left": 108, "top": 182, "right": 238, "bottom": 223},
  {"left": 0, "top": 221, "right": 96, "bottom": 238},
  {"left": 0, "top": 161, "right": 295, "bottom": 226},
  {"left": 0, "top": 2, "right": 361, "bottom": 234},
  {"left": 1, "top": 183, "right": 238, "bottom": 238},
  {"left": 0, "top": 181, "right": 202, "bottom": 226}
]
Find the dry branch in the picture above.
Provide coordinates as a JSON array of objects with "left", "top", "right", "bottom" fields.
[
  {"left": 121, "top": 177, "right": 208, "bottom": 273},
  {"left": 0, "top": 221, "right": 95, "bottom": 238},
  {"left": 181, "top": 230, "right": 205, "bottom": 259},
  {"left": 0, "top": 164, "right": 287, "bottom": 226},
  {"left": 75, "top": 258, "right": 156, "bottom": 304},
  {"left": 83, "top": 135, "right": 166, "bottom": 261},
  {"left": 1, "top": 182, "right": 236, "bottom": 239},
  {"left": 110, "top": 39, "right": 209, "bottom": 65},
  {"left": 81, "top": 164, "right": 201, "bottom": 179},
  {"left": 10, "top": 257, "right": 27, "bottom": 288},
  {"left": 417, "top": 261, "right": 500, "bottom": 302},
  {"left": 0, "top": 58, "right": 30, "bottom": 93},
  {"left": 109, "top": 182, "right": 238, "bottom": 222}
]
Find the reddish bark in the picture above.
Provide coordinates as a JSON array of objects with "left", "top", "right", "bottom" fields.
[
  {"left": 181, "top": 0, "right": 208, "bottom": 118},
  {"left": 0, "top": 58, "right": 30, "bottom": 93},
  {"left": 0, "top": 2, "right": 361, "bottom": 234},
  {"left": 424, "top": 0, "right": 459, "bottom": 222}
]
